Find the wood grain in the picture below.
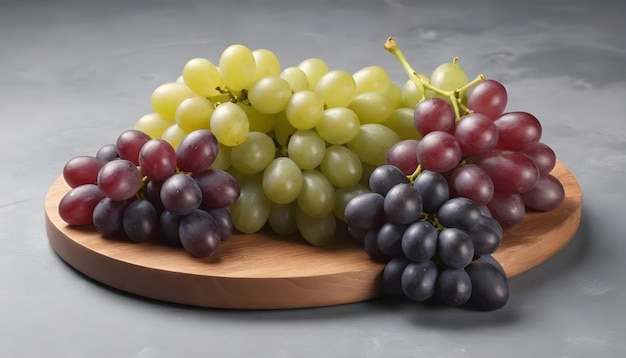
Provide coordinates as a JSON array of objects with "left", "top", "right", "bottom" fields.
[{"left": 44, "top": 161, "right": 582, "bottom": 309}]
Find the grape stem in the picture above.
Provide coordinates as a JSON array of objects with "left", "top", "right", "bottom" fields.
[{"left": 383, "top": 37, "right": 485, "bottom": 121}]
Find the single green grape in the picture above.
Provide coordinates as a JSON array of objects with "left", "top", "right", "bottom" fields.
[
  {"left": 268, "top": 202, "right": 298, "bottom": 236},
  {"left": 297, "top": 58, "right": 329, "bottom": 90},
  {"left": 134, "top": 112, "right": 173, "bottom": 139},
  {"left": 348, "top": 92, "right": 394, "bottom": 124},
  {"left": 347, "top": 123, "right": 401, "bottom": 166},
  {"left": 230, "top": 132, "right": 276, "bottom": 174},
  {"left": 262, "top": 157, "right": 303, "bottom": 204},
  {"left": 174, "top": 96, "right": 214, "bottom": 133},
  {"left": 160, "top": 123, "right": 188, "bottom": 150},
  {"left": 353, "top": 65, "right": 391, "bottom": 94},
  {"left": 401, "top": 78, "right": 422, "bottom": 109},
  {"left": 285, "top": 90, "right": 324, "bottom": 130},
  {"left": 314, "top": 107, "right": 360, "bottom": 145},
  {"left": 385, "top": 81, "right": 403, "bottom": 109},
  {"left": 295, "top": 207, "right": 336, "bottom": 246},
  {"left": 280, "top": 66, "right": 310, "bottom": 92},
  {"left": 384, "top": 107, "right": 422, "bottom": 140},
  {"left": 252, "top": 48, "right": 281, "bottom": 81},
  {"left": 210, "top": 102, "right": 249, "bottom": 146},
  {"left": 287, "top": 130, "right": 326, "bottom": 170},
  {"left": 297, "top": 169, "right": 335, "bottom": 218},
  {"left": 182, "top": 58, "right": 221, "bottom": 97},
  {"left": 319, "top": 145, "right": 362, "bottom": 187},
  {"left": 427, "top": 60, "right": 468, "bottom": 100},
  {"left": 219, "top": 44, "right": 256, "bottom": 91},
  {"left": 314, "top": 70, "right": 356, "bottom": 108},
  {"left": 333, "top": 184, "right": 369, "bottom": 223},
  {"left": 247, "top": 76, "right": 293, "bottom": 114},
  {"left": 230, "top": 177, "right": 271, "bottom": 234},
  {"left": 150, "top": 82, "right": 196, "bottom": 120},
  {"left": 236, "top": 102, "right": 277, "bottom": 134}
]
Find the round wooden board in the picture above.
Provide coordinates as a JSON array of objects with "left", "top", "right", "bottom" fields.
[{"left": 45, "top": 161, "right": 582, "bottom": 309}]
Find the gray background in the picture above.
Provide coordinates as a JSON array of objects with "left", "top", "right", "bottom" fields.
[{"left": 2, "top": 0, "right": 625, "bottom": 357}]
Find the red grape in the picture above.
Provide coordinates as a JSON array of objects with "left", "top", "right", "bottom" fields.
[
  {"left": 116, "top": 129, "right": 151, "bottom": 165},
  {"left": 97, "top": 159, "right": 143, "bottom": 201},
  {"left": 493, "top": 112, "right": 542, "bottom": 151},
  {"left": 58, "top": 184, "right": 105, "bottom": 226},
  {"left": 386, "top": 139, "right": 420, "bottom": 175},
  {"left": 454, "top": 113, "right": 498, "bottom": 157},
  {"left": 476, "top": 150, "right": 539, "bottom": 194},
  {"left": 413, "top": 98, "right": 455, "bottom": 136},
  {"left": 63, "top": 156, "right": 107, "bottom": 188},
  {"left": 176, "top": 130, "right": 219, "bottom": 174},
  {"left": 416, "top": 131, "right": 462, "bottom": 173},
  {"left": 139, "top": 139, "right": 177, "bottom": 181},
  {"left": 466, "top": 79, "right": 508, "bottom": 120}
]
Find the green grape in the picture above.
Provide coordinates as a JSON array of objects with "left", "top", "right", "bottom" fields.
[
  {"left": 252, "top": 48, "right": 281, "bottom": 81},
  {"left": 150, "top": 82, "right": 196, "bottom": 120},
  {"left": 427, "top": 60, "right": 468, "bottom": 100},
  {"left": 210, "top": 144, "right": 231, "bottom": 170},
  {"left": 319, "top": 145, "right": 362, "bottom": 187},
  {"left": 287, "top": 130, "right": 326, "bottom": 170},
  {"left": 174, "top": 96, "right": 214, "bottom": 133},
  {"left": 134, "top": 112, "right": 173, "bottom": 139},
  {"left": 230, "top": 132, "right": 276, "bottom": 174},
  {"left": 268, "top": 202, "right": 298, "bottom": 236},
  {"left": 182, "top": 58, "right": 221, "bottom": 97},
  {"left": 285, "top": 90, "right": 324, "bottom": 130},
  {"left": 273, "top": 112, "right": 297, "bottom": 148},
  {"left": 314, "top": 70, "right": 357, "bottom": 108},
  {"left": 219, "top": 44, "right": 256, "bottom": 91},
  {"left": 237, "top": 102, "right": 276, "bottom": 133},
  {"left": 297, "top": 58, "right": 328, "bottom": 90},
  {"left": 401, "top": 79, "right": 422, "bottom": 109},
  {"left": 297, "top": 169, "right": 335, "bottom": 218},
  {"left": 352, "top": 65, "right": 391, "bottom": 94},
  {"left": 384, "top": 107, "right": 422, "bottom": 140},
  {"left": 348, "top": 92, "right": 394, "bottom": 124},
  {"left": 315, "top": 107, "right": 360, "bottom": 145},
  {"left": 230, "top": 177, "right": 271, "bottom": 234},
  {"left": 296, "top": 207, "right": 336, "bottom": 246},
  {"left": 333, "top": 184, "right": 369, "bottom": 223},
  {"left": 262, "top": 157, "right": 303, "bottom": 204},
  {"left": 347, "top": 123, "right": 401, "bottom": 166},
  {"left": 280, "top": 66, "right": 309, "bottom": 92},
  {"left": 385, "top": 81, "right": 403, "bottom": 109},
  {"left": 160, "top": 123, "right": 188, "bottom": 150},
  {"left": 247, "top": 76, "right": 293, "bottom": 114},
  {"left": 210, "top": 102, "right": 249, "bottom": 146}
]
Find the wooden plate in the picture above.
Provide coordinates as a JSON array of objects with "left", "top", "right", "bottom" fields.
[{"left": 44, "top": 161, "right": 582, "bottom": 309}]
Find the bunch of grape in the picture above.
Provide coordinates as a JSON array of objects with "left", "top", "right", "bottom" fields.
[
  {"left": 132, "top": 43, "right": 427, "bottom": 245},
  {"left": 58, "top": 129, "right": 240, "bottom": 258},
  {"left": 344, "top": 165, "right": 508, "bottom": 311}
]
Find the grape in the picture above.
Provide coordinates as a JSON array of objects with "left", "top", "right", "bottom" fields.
[
  {"left": 134, "top": 113, "right": 172, "bottom": 140},
  {"left": 413, "top": 170, "right": 449, "bottom": 213},
  {"left": 428, "top": 60, "right": 468, "bottom": 100},
  {"left": 384, "top": 183, "right": 423, "bottom": 225},
  {"left": 95, "top": 144, "right": 118, "bottom": 162},
  {"left": 97, "top": 159, "right": 143, "bottom": 201},
  {"left": 210, "top": 102, "right": 249, "bottom": 146},
  {"left": 486, "top": 191, "right": 525, "bottom": 228},
  {"left": 333, "top": 184, "right": 369, "bottom": 223},
  {"left": 520, "top": 173, "right": 565, "bottom": 212},
  {"left": 401, "top": 260, "right": 438, "bottom": 302},
  {"left": 194, "top": 168, "right": 240, "bottom": 210},
  {"left": 92, "top": 197, "right": 132, "bottom": 237},
  {"left": 466, "top": 79, "right": 508, "bottom": 120},
  {"left": 174, "top": 96, "right": 214, "bottom": 133},
  {"left": 209, "top": 207, "right": 235, "bottom": 242},
  {"left": 237, "top": 102, "right": 277, "bottom": 134},
  {"left": 297, "top": 169, "right": 335, "bottom": 218},
  {"left": 63, "top": 156, "right": 107, "bottom": 188},
  {"left": 295, "top": 208, "right": 336, "bottom": 246},
  {"left": 467, "top": 215, "right": 503, "bottom": 255},
  {"left": 344, "top": 192, "right": 387, "bottom": 231},
  {"left": 437, "top": 197, "right": 482, "bottom": 231},
  {"left": 247, "top": 76, "right": 293, "bottom": 114},
  {"left": 116, "top": 129, "right": 151, "bottom": 165},
  {"left": 437, "top": 228, "right": 474, "bottom": 269},
  {"left": 252, "top": 48, "right": 281, "bottom": 81},
  {"left": 347, "top": 124, "right": 401, "bottom": 167},
  {"left": 314, "top": 70, "right": 357, "bottom": 108},
  {"left": 159, "top": 210, "right": 182, "bottom": 247},
  {"left": 385, "top": 82, "right": 403, "bottom": 109},
  {"left": 319, "top": 145, "right": 362, "bottom": 188},
  {"left": 122, "top": 199, "right": 159, "bottom": 242},
  {"left": 369, "top": 164, "right": 409, "bottom": 196},
  {"left": 230, "top": 131, "right": 276, "bottom": 174},
  {"left": 297, "top": 58, "right": 328, "bottom": 90},
  {"left": 179, "top": 209, "right": 221, "bottom": 258},
  {"left": 377, "top": 222, "right": 407, "bottom": 257},
  {"left": 353, "top": 65, "right": 391, "bottom": 94},
  {"left": 280, "top": 66, "right": 309, "bottom": 92},
  {"left": 448, "top": 164, "right": 494, "bottom": 206},
  {"left": 262, "top": 157, "right": 303, "bottom": 204},
  {"left": 454, "top": 113, "right": 499, "bottom": 157},
  {"left": 401, "top": 220, "right": 438, "bottom": 262},
  {"left": 465, "top": 260, "right": 509, "bottom": 311},
  {"left": 182, "top": 58, "right": 221, "bottom": 97},
  {"left": 160, "top": 173, "right": 202, "bottom": 216},
  {"left": 494, "top": 111, "right": 542, "bottom": 151},
  {"left": 435, "top": 268, "right": 472, "bottom": 307},
  {"left": 273, "top": 112, "right": 297, "bottom": 148},
  {"left": 58, "top": 184, "right": 105, "bottom": 226},
  {"left": 476, "top": 150, "right": 539, "bottom": 194},
  {"left": 413, "top": 98, "right": 455, "bottom": 135},
  {"left": 144, "top": 179, "right": 165, "bottom": 213},
  {"left": 138, "top": 139, "right": 177, "bottom": 181},
  {"left": 364, "top": 229, "right": 389, "bottom": 261},
  {"left": 210, "top": 144, "right": 231, "bottom": 171},
  {"left": 416, "top": 131, "right": 462, "bottom": 173},
  {"left": 401, "top": 78, "right": 424, "bottom": 109},
  {"left": 268, "top": 202, "right": 298, "bottom": 235},
  {"left": 383, "top": 256, "right": 411, "bottom": 296},
  {"left": 315, "top": 107, "right": 360, "bottom": 145},
  {"left": 520, "top": 142, "right": 556, "bottom": 175},
  {"left": 219, "top": 44, "right": 256, "bottom": 91},
  {"left": 230, "top": 178, "right": 272, "bottom": 233},
  {"left": 386, "top": 139, "right": 420, "bottom": 176},
  {"left": 347, "top": 92, "right": 394, "bottom": 124},
  {"left": 285, "top": 90, "right": 325, "bottom": 130},
  {"left": 287, "top": 130, "right": 326, "bottom": 170},
  {"left": 150, "top": 82, "right": 196, "bottom": 120},
  {"left": 160, "top": 124, "right": 188, "bottom": 150},
  {"left": 175, "top": 129, "right": 220, "bottom": 174},
  {"left": 384, "top": 108, "right": 422, "bottom": 141}
]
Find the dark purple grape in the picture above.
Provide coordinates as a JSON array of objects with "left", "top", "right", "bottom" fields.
[
  {"left": 209, "top": 208, "right": 235, "bottom": 242},
  {"left": 383, "top": 256, "right": 411, "bottom": 296},
  {"left": 93, "top": 197, "right": 133, "bottom": 236},
  {"left": 386, "top": 139, "right": 420, "bottom": 175},
  {"left": 176, "top": 130, "right": 219, "bottom": 174},
  {"left": 179, "top": 209, "right": 221, "bottom": 258},
  {"left": 401, "top": 220, "right": 438, "bottom": 262},
  {"left": 377, "top": 222, "right": 408, "bottom": 257},
  {"left": 116, "top": 129, "right": 151, "bottom": 165},
  {"left": 63, "top": 156, "right": 107, "bottom": 188},
  {"left": 344, "top": 192, "right": 387, "bottom": 231},
  {"left": 58, "top": 184, "right": 105, "bottom": 226},
  {"left": 369, "top": 165, "right": 409, "bottom": 196},
  {"left": 159, "top": 210, "right": 182, "bottom": 247},
  {"left": 465, "top": 260, "right": 509, "bottom": 311},
  {"left": 437, "top": 197, "right": 482, "bottom": 232},
  {"left": 194, "top": 169, "right": 241, "bottom": 210},
  {"left": 436, "top": 268, "right": 472, "bottom": 307},
  {"left": 122, "top": 199, "right": 159, "bottom": 242},
  {"left": 413, "top": 98, "right": 455, "bottom": 136},
  {"left": 145, "top": 180, "right": 165, "bottom": 214},
  {"left": 97, "top": 159, "right": 143, "bottom": 201},
  {"left": 139, "top": 139, "right": 177, "bottom": 181},
  {"left": 348, "top": 225, "right": 367, "bottom": 242},
  {"left": 467, "top": 215, "right": 503, "bottom": 255},
  {"left": 413, "top": 170, "right": 449, "bottom": 213},
  {"left": 437, "top": 228, "right": 474, "bottom": 269},
  {"left": 466, "top": 79, "right": 508, "bottom": 120},
  {"left": 487, "top": 191, "right": 525, "bottom": 228},
  {"left": 521, "top": 173, "right": 565, "bottom": 212},
  {"left": 401, "top": 260, "right": 438, "bottom": 302},
  {"left": 160, "top": 173, "right": 202, "bottom": 216},
  {"left": 363, "top": 229, "right": 389, "bottom": 261},
  {"left": 96, "top": 143, "right": 119, "bottom": 162},
  {"left": 493, "top": 111, "right": 542, "bottom": 151},
  {"left": 384, "top": 183, "right": 422, "bottom": 225}
]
